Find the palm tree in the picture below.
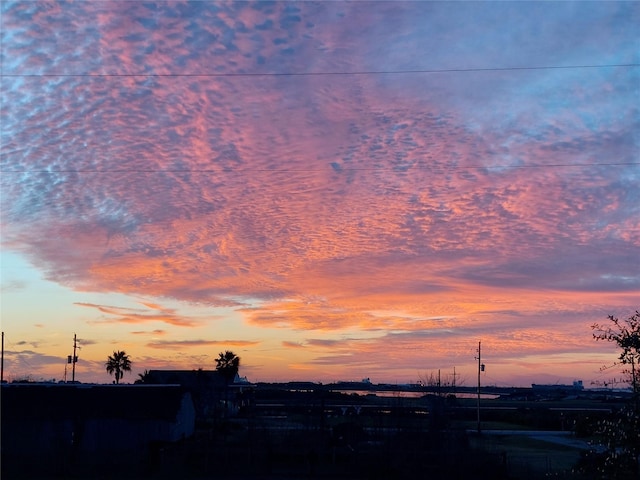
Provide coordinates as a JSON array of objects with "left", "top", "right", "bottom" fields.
[
  {"left": 215, "top": 350, "right": 240, "bottom": 416},
  {"left": 215, "top": 350, "right": 240, "bottom": 383},
  {"left": 134, "top": 369, "right": 152, "bottom": 384},
  {"left": 105, "top": 350, "right": 132, "bottom": 384}
]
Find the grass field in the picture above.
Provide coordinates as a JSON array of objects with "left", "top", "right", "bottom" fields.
[{"left": 467, "top": 429, "right": 586, "bottom": 479}]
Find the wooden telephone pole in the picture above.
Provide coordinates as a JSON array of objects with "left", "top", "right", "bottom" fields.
[
  {"left": 476, "top": 341, "right": 485, "bottom": 434},
  {"left": 1, "top": 331, "right": 4, "bottom": 383},
  {"left": 68, "top": 334, "right": 79, "bottom": 382}
]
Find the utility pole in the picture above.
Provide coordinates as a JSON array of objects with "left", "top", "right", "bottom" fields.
[
  {"left": 1, "top": 331, "right": 4, "bottom": 383},
  {"left": 70, "top": 334, "right": 78, "bottom": 382},
  {"left": 476, "top": 341, "right": 484, "bottom": 435},
  {"left": 451, "top": 366, "right": 459, "bottom": 395}
]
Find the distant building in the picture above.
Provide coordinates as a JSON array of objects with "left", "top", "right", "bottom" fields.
[{"left": 531, "top": 380, "right": 584, "bottom": 397}]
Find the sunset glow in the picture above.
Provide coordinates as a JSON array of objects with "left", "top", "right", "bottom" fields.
[{"left": 1, "top": 1, "right": 638, "bottom": 387}]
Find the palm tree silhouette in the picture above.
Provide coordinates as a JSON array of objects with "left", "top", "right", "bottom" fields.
[
  {"left": 105, "top": 350, "right": 132, "bottom": 384},
  {"left": 215, "top": 350, "right": 240, "bottom": 383},
  {"left": 134, "top": 369, "right": 152, "bottom": 384},
  {"left": 215, "top": 350, "right": 240, "bottom": 415}
]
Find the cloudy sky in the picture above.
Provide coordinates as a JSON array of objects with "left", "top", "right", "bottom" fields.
[{"left": 1, "top": 1, "right": 638, "bottom": 387}]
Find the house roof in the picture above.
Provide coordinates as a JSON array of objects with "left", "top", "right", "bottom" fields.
[
  {"left": 1, "top": 384, "right": 191, "bottom": 421},
  {"left": 147, "top": 369, "right": 227, "bottom": 389}
]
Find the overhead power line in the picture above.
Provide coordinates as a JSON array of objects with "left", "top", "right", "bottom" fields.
[
  {"left": 1, "top": 162, "right": 638, "bottom": 175},
  {"left": 1, "top": 63, "right": 638, "bottom": 78}
]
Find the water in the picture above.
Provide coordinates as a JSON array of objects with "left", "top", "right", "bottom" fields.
[{"left": 332, "top": 389, "right": 499, "bottom": 399}]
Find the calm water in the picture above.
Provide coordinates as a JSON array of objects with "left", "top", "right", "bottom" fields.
[{"left": 332, "top": 389, "right": 499, "bottom": 399}]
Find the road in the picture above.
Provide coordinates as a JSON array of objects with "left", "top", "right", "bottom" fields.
[{"left": 470, "top": 429, "right": 599, "bottom": 451}]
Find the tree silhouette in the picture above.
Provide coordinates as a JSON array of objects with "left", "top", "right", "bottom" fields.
[
  {"left": 582, "top": 311, "right": 640, "bottom": 478},
  {"left": 105, "top": 350, "right": 132, "bottom": 384},
  {"left": 592, "top": 310, "right": 640, "bottom": 395},
  {"left": 215, "top": 350, "right": 240, "bottom": 384},
  {"left": 215, "top": 350, "right": 240, "bottom": 416},
  {"left": 134, "top": 369, "right": 152, "bottom": 384}
]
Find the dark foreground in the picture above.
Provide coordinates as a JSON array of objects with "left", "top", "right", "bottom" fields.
[{"left": 2, "top": 384, "right": 631, "bottom": 479}]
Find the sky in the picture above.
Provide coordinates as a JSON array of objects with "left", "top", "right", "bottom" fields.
[{"left": 0, "top": 1, "right": 638, "bottom": 388}]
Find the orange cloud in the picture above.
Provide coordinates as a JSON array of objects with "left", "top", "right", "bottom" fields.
[
  {"left": 76, "top": 302, "right": 203, "bottom": 327},
  {"left": 146, "top": 339, "right": 260, "bottom": 350},
  {"left": 130, "top": 329, "right": 167, "bottom": 336}
]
